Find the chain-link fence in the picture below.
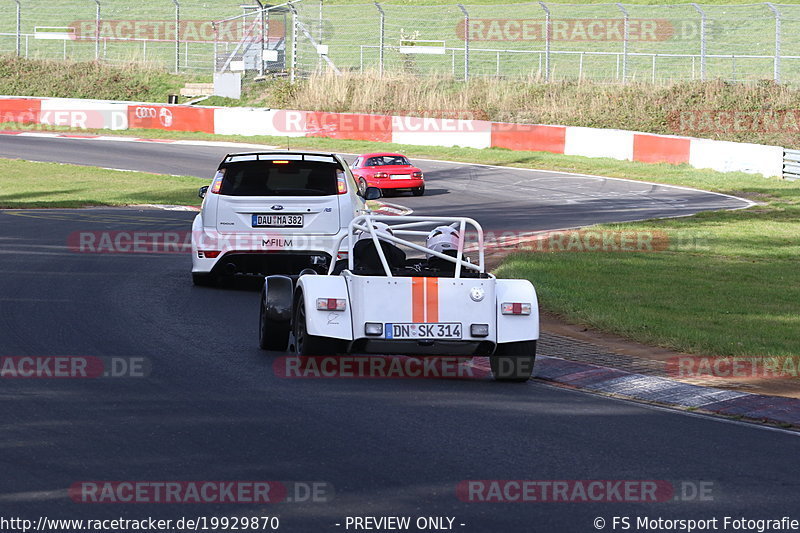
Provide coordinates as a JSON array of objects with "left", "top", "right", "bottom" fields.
[
  {"left": 2, "top": 1, "right": 800, "bottom": 83},
  {"left": 290, "top": 2, "right": 800, "bottom": 84},
  {"left": 212, "top": 3, "right": 294, "bottom": 76},
  {"left": 0, "top": 0, "right": 261, "bottom": 71}
]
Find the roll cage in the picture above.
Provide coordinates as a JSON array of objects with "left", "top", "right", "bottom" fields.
[{"left": 327, "top": 215, "right": 487, "bottom": 278}]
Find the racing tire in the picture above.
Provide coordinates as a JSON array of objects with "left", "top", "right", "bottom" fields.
[
  {"left": 293, "top": 296, "right": 328, "bottom": 356},
  {"left": 412, "top": 185, "right": 425, "bottom": 196},
  {"left": 192, "top": 272, "right": 216, "bottom": 287},
  {"left": 358, "top": 178, "right": 368, "bottom": 196},
  {"left": 490, "top": 340, "right": 536, "bottom": 382},
  {"left": 259, "top": 288, "right": 290, "bottom": 351}
]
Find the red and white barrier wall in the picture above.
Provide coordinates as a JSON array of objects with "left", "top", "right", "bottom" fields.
[{"left": 0, "top": 96, "right": 784, "bottom": 177}]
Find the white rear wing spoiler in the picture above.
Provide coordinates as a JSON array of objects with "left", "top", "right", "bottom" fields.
[{"left": 328, "top": 215, "right": 485, "bottom": 278}]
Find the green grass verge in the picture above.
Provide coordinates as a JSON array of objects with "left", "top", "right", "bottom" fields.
[
  {"left": 496, "top": 177, "right": 800, "bottom": 357},
  {"left": 0, "top": 58, "right": 204, "bottom": 102},
  {"left": 0, "top": 158, "right": 207, "bottom": 208}
]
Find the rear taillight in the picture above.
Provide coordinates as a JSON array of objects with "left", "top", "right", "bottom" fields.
[
  {"left": 412, "top": 171, "right": 423, "bottom": 178},
  {"left": 374, "top": 172, "right": 389, "bottom": 179},
  {"left": 210, "top": 170, "right": 224, "bottom": 194},
  {"left": 501, "top": 302, "right": 531, "bottom": 315},
  {"left": 198, "top": 250, "right": 221, "bottom": 258},
  {"left": 317, "top": 298, "right": 346, "bottom": 311},
  {"left": 337, "top": 175, "right": 347, "bottom": 194}
]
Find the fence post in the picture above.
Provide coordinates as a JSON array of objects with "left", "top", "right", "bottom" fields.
[
  {"left": 315, "top": 0, "right": 323, "bottom": 71},
  {"left": 691, "top": 3, "right": 706, "bottom": 81},
  {"left": 93, "top": 0, "right": 100, "bottom": 61},
  {"left": 262, "top": 3, "right": 267, "bottom": 76},
  {"left": 212, "top": 21, "right": 218, "bottom": 72},
  {"left": 538, "top": 1, "right": 550, "bottom": 81},
  {"left": 14, "top": 0, "right": 20, "bottom": 57},
  {"left": 616, "top": 3, "right": 628, "bottom": 82},
  {"left": 316, "top": 0, "right": 322, "bottom": 44},
  {"left": 172, "top": 0, "right": 180, "bottom": 72},
  {"left": 252, "top": 0, "right": 265, "bottom": 76},
  {"left": 374, "top": 2, "right": 384, "bottom": 77},
  {"left": 457, "top": 4, "right": 469, "bottom": 81},
  {"left": 766, "top": 3, "right": 781, "bottom": 82}
]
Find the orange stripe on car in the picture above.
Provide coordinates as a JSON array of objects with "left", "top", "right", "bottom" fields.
[
  {"left": 412, "top": 278, "right": 425, "bottom": 323},
  {"left": 426, "top": 277, "right": 439, "bottom": 323}
]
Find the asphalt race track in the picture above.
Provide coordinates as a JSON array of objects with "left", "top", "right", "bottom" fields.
[
  {"left": 0, "top": 135, "right": 749, "bottom": 231},
  {"left": 1, "top": 136, "right": 796, "bottom": 532}
]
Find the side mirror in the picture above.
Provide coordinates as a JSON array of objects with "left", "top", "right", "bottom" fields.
[
  {"left": 364, "top": 186, "right": 382, "bottom": 201},
  {"left": 198, "top": 185, "right": 209, "bottom": 199}
]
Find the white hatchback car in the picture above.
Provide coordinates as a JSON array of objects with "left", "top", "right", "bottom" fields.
[{"left": 191, "top": 151, "right": 380, "bottom": 286}]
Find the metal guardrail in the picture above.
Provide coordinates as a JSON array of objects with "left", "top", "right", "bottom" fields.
[{"left": 782, "top": 149, "right": 800, "bottom": 180}]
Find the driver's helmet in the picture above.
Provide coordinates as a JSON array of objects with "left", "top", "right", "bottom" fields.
[
  {"left": 356, "top": 221, "right": 394, "bottom": 243},
  {"left": 425, "top": 225, "right": 461, "bottom": 258}
]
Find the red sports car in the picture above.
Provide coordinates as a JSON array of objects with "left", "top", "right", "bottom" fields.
[{"left": 350, "top": 153, "right": 425, "bottom": 196}]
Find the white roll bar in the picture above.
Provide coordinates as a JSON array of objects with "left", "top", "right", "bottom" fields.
[{"left": 327, "top": 215, "right": 485, "bottom": 278}]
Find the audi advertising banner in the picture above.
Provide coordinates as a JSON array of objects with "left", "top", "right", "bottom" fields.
[{"left": 127, "top": 105, "right": 214, "bottom": 133}]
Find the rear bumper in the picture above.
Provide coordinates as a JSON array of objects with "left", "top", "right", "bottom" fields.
[
  {"left": 191, "top": 226, "right": 345, "bottom": 275},
  {"left": 371, "top": 178, "right": 424, "bottom": 189},
  {"left": 349, "top": 339, "right": 495, "bottom": 356},
  {"left": 208, "top": 251, "right": 333, "bottom": 276}
]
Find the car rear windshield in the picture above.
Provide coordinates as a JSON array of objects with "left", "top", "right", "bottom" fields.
[
  {"left": 366, "top": 155, "right": 410, "bottom": 166},
  {"left": 218, "top": 160, "right": 343, "bottom": 196}
]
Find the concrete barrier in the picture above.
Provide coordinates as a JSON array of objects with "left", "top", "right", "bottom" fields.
[{"left": 0, "top": 96, "right": 784, "bottom": 177}]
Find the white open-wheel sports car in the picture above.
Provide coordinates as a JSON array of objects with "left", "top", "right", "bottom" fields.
[{"left": 258, "top": 215, "right": 539, "bottom": 382}]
